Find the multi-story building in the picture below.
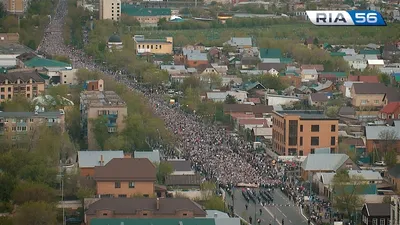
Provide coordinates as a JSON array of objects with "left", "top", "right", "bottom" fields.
[
  {"left": 99, "top": 0, "right": 121, "bottom": 21},
  {"left": 0, "top": 110, "right": 66, "bottom": 139},
  {"left": 0, "top": 69, "right": 45, "bottom": 102},
  {"left": 121, "top": 5, "right": 171, "bottom": 27},
  {"left": 133, "top": 35, "right": 173, "bottom": 55},
  {"left": 5, "top": 0, "right": 30, "bottom": 14},
  {"left": 391, "top": 196, "right": 400, "bottom": 225},
  {"left": 80, "top": 90, "right": 127, "bottom": 150},
  {"left": 272, "top": 110, "right": 339, "bottom": 156}
]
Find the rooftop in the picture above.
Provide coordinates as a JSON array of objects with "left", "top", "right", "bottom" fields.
[
  {"left": 302, "top": 154, "right": 350, "bottom": 171},
  {"left": 91, "top": 218, "right": 215, "bottom": 225},
  {"left": 121, "top": 5, "right": 172, "bottom": 17},
  {"left": 0, "top": 43, "right": 33, "bottom": 55},
  {"left": 0, "top": 111, "right": 64, "bottom": 118},
  {"left": 134, "top": 150, "right": 161, "bottom": 163},
  {"left": 0, "top": 69, "right": 44, "bottom": 83},
  {"left": 225, "top": 37, "right": 252, "bottom": 47},
  {"left": 23, "top": 57, "right": 71, "bottom": 68},
  {"left": 274, "top": 110, "right": 331, "bottom": 119},
  {"left": 77, "top": 151, "right": 124, "bottom": 168},
  {"left": 80, "top": 91, "right": 126, "bottom": 108},
  {"left": 86, "top": 198, "right": 206, "bottom": 217},
  {"left": 94, "top": 158, "right": 156, "bottom": 181},
  {"left": 166, "top": 159, "right": 192, "bottom": 172},
  {"left": 352, "top": 82, "right": 387, "bottom": 94}
]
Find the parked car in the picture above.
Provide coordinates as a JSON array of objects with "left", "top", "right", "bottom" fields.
[{"left": 374, "top": 161, "right": 386, "bottom": 166}]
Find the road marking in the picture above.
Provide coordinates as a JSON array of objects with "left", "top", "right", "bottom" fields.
[
  {"left": 262, "top": 204, "right": 282, "bottom": 225},
  {"left": 277, "top": 208, "right": 287, "bottom": 218},
  {"left": 300, "top": 206, "right": 315, "bottom": 225}
]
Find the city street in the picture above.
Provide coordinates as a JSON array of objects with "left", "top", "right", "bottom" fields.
[{"left": 226, "top": 188, "right": 309, "bottom": 225}]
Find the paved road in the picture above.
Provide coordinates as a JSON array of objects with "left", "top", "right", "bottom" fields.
[{"left": 226, "top": 188, "right": 309, "bottom": 225}]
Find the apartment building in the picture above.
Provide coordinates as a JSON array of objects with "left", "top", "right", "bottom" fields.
[
  {"left": 0, "top": 69, "right": 45, "bottom": 103},
  {"left": 99, "top": 0, "right": 121, "bottom": 21},
  {"left": 0, "top": 110, "right": 66, "bottom": 139},
  {"left": 133, "top": 35, "right": 173, "bottom": 55},
  {"left": 80, "top": 90, "right": 127, "bottom": 150},
  {"left": 391, "top": 196, "right": 400, "bottom": 225},
  {"left": 272, "top": 110, "right": 339, "bottom": 156},
  {"left": 5, "top": 0, "right": 30, "bottom": 14}
]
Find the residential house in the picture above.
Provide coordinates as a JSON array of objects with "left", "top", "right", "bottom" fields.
[
  {"left": 391, "top": 195, "right": 400, "bottom": 225},
  {"left": 166, "top": 159, "right": 194, "bottom": 175},
  {"left": 59, "top": 68, "right": 78, "bottom": 85},
  {"left": 300, "top": 68, "right": 318, "bottom": 81},
  {"left": 343, "top": 55, "right": 368, "bottom": 70},
  {"left": 185, "top": 51, "right": 208, "bottom": 68},
  {"left": 208, "top": 48, "right": 222, "bottom": 62},
  {"left": 300, "top": 153, "right": 358, "bottom": 180},
  {"left": 365, "top": 121, "right": 400, "bottom": 153},
  {"left": 272, "top": 110, "right": 339, "bottom": 156},
  {"left": 0, "top": 110, "right": 65, "bottom": 140},
  {"left": 165, "top": 174, "right": 202, "bottom": 189},
  {"left": 379, "top": 102, "right": 400, "bottom": 122},
  {"left": 241, "top": 81, "right": 266, "bottom": 93},
  {"left": 237, "top": 118, "right": 269, "bottom": 131},
  {"left": 252, "top": 127, "right": 272, "bottom": 141},
  {"left": 314, "top": 170, "right": 383, "bottom": 197},
  {"left": 348, "top": 75, "right": 379, "bottom": 83},
  {"left": 258, "top": 48, "right": 282, "bottom": 62},
  {"left": 310, "top": 81, "right": 334, "bottom": 92},
  {"left": 240, "top": 57, "right": 259, "bottom": 69},
  {"left": 338, "top": 48, "right": 357, "bottom": 56},
  {"left": 99, "top": 0, "right": 121, "bottom": 21},
  {"left": 300, "top": 64, "right": 324, "bottom": 72},
  {"left": 318, "top": 72, "right": 347, "bottom": 83},
  {"left": 265, "top": 94, "right": 300, "bottom": 106},
  {"left": 338, "top": 106, "right": 356, "bottom": 118},
  {"left": 0, "top": 43, "right": 33, "bottom": 68},
  {"left": 94, "top": 158, "right": 156, "bottom": 198},
  {"left": 226, "top": 91, "right": 247, "bottom": 102},
  {"left": 368, "top": 59, "right": 385, "bottom": 69},
  {"left": 309, "top": 93, "right": 329, "bottom": 107},
  {"left": 85, "top": 198, "right": 207, "bottom": 225},
  {"left": 80, "top": 90, "right": 127, "bottom": 150},
  {"left": 197, "top": 64, "right": 217, "bottom": 75},
  {"left": 361, "top": 203, "right": 390, "bottom": 225},
  {"left": 279, "top": 72, "right": 302, "bottom": 87},
  {"left": 359, "top": 49, "right": 381, "bottom": 57},
  {"left": 121, "top": 6, "right": 171, "bottom": 27},
  {"left": 161, "top": 65, "right": 187, "bottom": 76},
  {"left": 248, "top": 98, "right": 261, "bottom": 104},
  {"left": 206, "top": 92, "right": 228, "bottom": 102},
  {"left": 210, "top": 64, "right": 227, "bottom": 75},
  {"left": 183, "top": 43, "right": 205, "bottom": 52},
  {"left": 133, "top": 35, "right": 173, "bottom": 55},
  {"left": 383, "top": 42, "right": 400, "bottom": 60},
  {"left": 77, "top": 151, "right": 125, "bottom": 177},
  {"left": 223, "top": 104, "right": 273, "bottom": 118},
  {"left": 388, "top": 164, "right": 400, "bottom": 192},
  {"left": 258, "top": 63, "right": 285, "bottom": 76},
  {"left": 350, "top": 83, "right": 387, "bottom": 107},
  {"left": 0, "top": 69, "right": 45, "bottom": 102},
  {"left": 134, "top": 150, "right": 161, "bottom": 164},
  {"left": 224, "top": 37, "right": 252, "bottom": 49}
]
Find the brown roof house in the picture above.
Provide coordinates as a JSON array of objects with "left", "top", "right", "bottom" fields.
[
  {"left": 308, "top": 93, "right": 329, "bottom": 107},
  {"left": 350, "top": 83, "right": 388, "bottom": 108},
  {"left": 94, "top": 158, "right": 157, "bottom": 198},
  {"left": 84, "top": 197, "right": 207, "bottom": 225}
]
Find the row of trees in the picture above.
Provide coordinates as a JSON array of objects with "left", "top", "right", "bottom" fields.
[
  {"left": 63, "top": 0, "right": 90, "bottom": 48},
  {"left": 0, "top": 0, "right": 56, "bottom": 49}
]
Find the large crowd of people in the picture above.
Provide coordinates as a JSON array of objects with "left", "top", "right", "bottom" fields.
[{"left": 38, "top": 0, "right": 283, "bottom": 186}]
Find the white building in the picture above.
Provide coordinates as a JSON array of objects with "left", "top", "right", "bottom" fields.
[
  {"left": 265, "top": 94, "right": 300, "bottom": 106},
  {"left": 343, "top": 55, "right": 368, "bottom": 70},
  {"left": 391, "top": 195, "right": 400, "bottom": 225},
  {"left": 59, "top": 68, "right": 78, "bottom": 85},
  {"left": 99, "top": 0, "right": 121, "bottom": 21},
  {"left": 0, "top": 43, "right": 32, "bottom": 68}
]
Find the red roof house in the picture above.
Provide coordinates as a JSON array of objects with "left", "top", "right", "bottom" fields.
[
  {"left": 348, "top": 75, "right": 379, "bottom": 83},
  {"left": 379, "top": 102, "right": 400, "bottom": 122}
]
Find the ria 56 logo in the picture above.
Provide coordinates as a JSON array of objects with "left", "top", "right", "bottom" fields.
[{"left": 306, "top": 10, "right": 386, "bottom": 26}]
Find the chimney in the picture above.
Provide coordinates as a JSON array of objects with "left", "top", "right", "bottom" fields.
[
  {"left": 156, "top": 198, "right": 160, "bottom": 210},
  {"left": 214, "top": 213, "right": 218, "bottom": 218},
  {"left": 100, "top": 155, "right": 104, "bottom": 166}
]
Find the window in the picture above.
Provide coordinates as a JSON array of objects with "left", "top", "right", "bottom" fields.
[
  {"left": 102, "top": 213, "right": 108, "bottom": 216},
  {"left": 183, "top": 213, "right": 188, "bottom": 216},
  {"left": 331, "top": 137, "right": 336, "bottom": 145},
  {"left": 311, "top": 137, "right": 319, "bottom": 146},
  {"left": 143, "top": 194, "right": 149, "bottom": 197},
  {"left": 299, "top": 150, "right": 303, "bottom": 156},
  {"left": 118, "top": 194, "right": 127, "bottom": 198},
  {"left": 0, "top": 95, "right": 3, "bottom": 99},
  {"left": 372, "top": 218, "right": 378, "bottom": 225},
  {"left": 0, "top": 87, "right": 4, "bottom": 92},
  {"left": 142, "top": 213, "right": 148, "bottom": 216},
  {"left": 311, "top": 125, "right": 319, "bottom": 132},
  {"left": 361, "top": 100, "right": 367, "bottom": 104},
  {"left": 330, "top": 148, "right": 335, "bottom": 153},
  {"left": 300, "top": 137, "right": 303, "bottom": 146},
  {"left": 129, "top": 181, "right": 135, "bottom": 188},
  {"left": 331, "top": 125, "right": 336, "bottom": 132},
  {"left": 7, "top": 94, "right": 11, "bottom": 99},
  {"left": 311, "top": 148, "right": 315, "bottom": 154},
  {"left": 380, "top": 218, "right": 385, "bottom": 225},
  {"left": 7, "top": 87, "right": 11, "bottom": 92},
  {"left": 29, "top": 119, "right": 34, "bottom": 123},
  {"left": 115, "top": 181, "right": 121, "bottom": 188},
  {"left": 374, "top": 100, "right": 379, "bottom": 104}
]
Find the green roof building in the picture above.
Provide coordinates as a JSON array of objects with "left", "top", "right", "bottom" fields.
[
  {"left": 359, "top": 49, "right": 381, "bottom": 55},
  {"left": 23, "top": 57, "right": 71, "bottom": 68},
  {"left": 259, "top": 48, "right": 282, "bottom": 59},
  {"left": 121, "top": 5, "right": 172, "bottom": 17},
  {"left": 330, "top": 52, "right": 346, "bottom": 57},
  {"left": 91, "top": 218, "right": 216, "bottom": 225}
]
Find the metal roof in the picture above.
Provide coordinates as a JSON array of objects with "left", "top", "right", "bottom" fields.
[
  {"left": 77, "top": 150, "right": 124, "bottom": 168},
  {"left": 134, "top": 150, "right": 160, "bottom": 163},
  {"left": 301, "top": 154, "right": 349, "bottom": 171},
  {"left": 365, "top": 124, "right": 400, "bottom": 140},
  {"left": 0, "top": 111, "right": 63, "bottom": 118}
]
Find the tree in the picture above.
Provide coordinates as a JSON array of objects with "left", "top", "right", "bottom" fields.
[
  {"left": 203, "top": 195, "right": 225, "bottom": 212},
  {"left": 12, "top": 181, "right": 56, "bottom": 205},
  {"left": 384, "top": 150, "right": 397, "bottom": 168},
  {"left": 0, "top": 173, "right": 17, "bottom": 202},
  {"left": 181, "top": 76, "right": 201, "bottom": 92},
  {"left": 378, "top": 73, "right": 391, "bottom": 85},
  {"left": 142, "top": 68, "right": 169, "bottom": 87},
  {"left": 13, "top": 201, "right": 57, "bottom": 225},
  {"left": 75, "top": 69, "right": 100, "bottom": 84},
  {"left": 91, "top": 116, "right": 110, "bottom": 150},
  {"left": 156, "top": 161, "right": 173, "bottom": 184},
  {"left": 378, "top": 129, "right": 398, "bottom": 154},
  {"left": 339, "top": 142, "right": 357, "bottom": 162},
  {"left": 325, "top": 106, "right": 339, "bottom": 117},
  {"left": 331, "top": 170, "right": 366, "bottom": 217},
  {"left": 182, "top": 87, "right": 201, "bottom": 111},
  {"left": 200, "top": 181, "right": 216, "bottom": 200},
  {"left": 1, "top": 94, "right": 33, "bottom": 112},
  {"left": 0, "top": 217, "right": 12, "bottom": 225},
  {"left": 76, "top": 187, "right": 95, "bottom": 201},
  {"left": 225, "top": 95, "right": 237, "bottom": 104}
]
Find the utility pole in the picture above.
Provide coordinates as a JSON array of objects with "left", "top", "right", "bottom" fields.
[{"left": 59, "top": 161, "right": 65, "bottom": 225}]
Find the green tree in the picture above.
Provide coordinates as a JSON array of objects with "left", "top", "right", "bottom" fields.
[
  {"left": 156, "top": 161, "right": 173, "bottom": 184},
  {"left": 182, "top": 87, "right": 201, "bottom": 111},
  {"left": 143, "top": 68, "right": 169, "bottom": 87},
  {"left": 0, "top": 173, "right": 17, "bottom": 202},
  {"left": 224, "top": 95, "right": 237, "bottom": 104},
  {"left": 76, "top": 187, "right": 96, "bottom": 201},
  {"left": 75, "top": 68, "right": 100, "bottom": 84},
  {"left": 332, "top": 170, "right": 366, "bottom": 217},
  {"left": 384, "top": 150, "right": 397, "bottom": 168},
  {"left": 181, "top": 76, "right": 201, "bottom": 91},
  {"left": 325, "top": 106, "right": 339, "bottom": 117},
  {"left": 200, "top": 181, "right": 216, "bottom": 200},
  {"left": 378, "top": 73, "right": 391, "bottom": 85},
  {"left": 203, "top": 195, "right": 226, "bottom": 212},
  {"left": 91, "top": 116, "right": 110, "bottom": 150},
  {"left": 1, "top": 94, "right": 33, "bottom": 112},
  {"left": 13, "top": 201, "right": 57, "bottom": 225},
  {"left": 12, "top": 181, "right": 56, "bottom": 205},
  {"left": 0, "top": 217, "right": 13, "bottom": 225}
]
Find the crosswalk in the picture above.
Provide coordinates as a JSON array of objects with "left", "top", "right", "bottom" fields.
[{"left": 263, "top": 203, "right": 297, "bottom": 207}]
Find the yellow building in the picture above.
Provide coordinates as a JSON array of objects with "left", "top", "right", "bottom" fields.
[
  {"left": 133, "top": 35, "right": 173, "bottom": 55},
  {"left": 0, "top": 110, "right": 66, "bottom": 139},
  {"left": 99, "top": 0, "right": 121, "bottom": 21},
  {"left": 6, "top": 0, "right": 30, "bottom": 14},
  {"left": 0, "top": 69, "right": 45, "bottom": 103},
  {"left": 80, "top": 90, "right": 127, "bottom": 150}
]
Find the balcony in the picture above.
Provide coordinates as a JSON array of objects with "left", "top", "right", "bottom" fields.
[{"left": 107, "top": 123, "right": 117, "bottom": 127}]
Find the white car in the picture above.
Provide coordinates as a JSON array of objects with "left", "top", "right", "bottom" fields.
[{"left": 374, "top": 161, "right": 386, "bottom": 166}]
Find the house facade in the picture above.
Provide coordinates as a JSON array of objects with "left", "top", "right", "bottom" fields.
[
  {"left": 351, "top": 83, "right": 387, "bottom": 107},
  {"left": 133, "top": 35, "right": 173, "bottom": 55},
  {"left": 361, "top": 203, "right": 390, "bottom": 225}
]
